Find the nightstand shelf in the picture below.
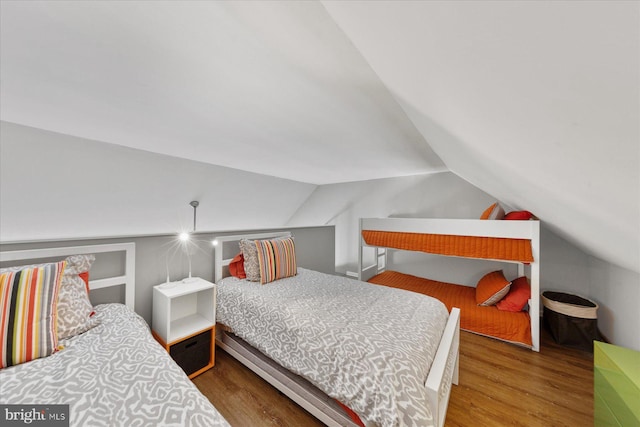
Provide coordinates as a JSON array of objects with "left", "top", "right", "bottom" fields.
[
  {"left": 169, "top": 314, "right": 213, "bottom": 342},
  {"left": 152, "top": 277, "right": 216, "bottom": 379}
]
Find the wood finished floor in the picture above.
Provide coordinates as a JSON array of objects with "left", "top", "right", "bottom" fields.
[{"left": 193, "top": 329, "right": 593, "bottom": 427}]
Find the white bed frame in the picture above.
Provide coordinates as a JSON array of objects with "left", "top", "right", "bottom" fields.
[
  {"left": 0, "top": 242, "right": 136, "bottom": 308},
  {"left": 213, "top": 231, "right": 461, "bottom": 427},
  {"left": 359, "top": 217, "right": 541, "bottom": 352}
]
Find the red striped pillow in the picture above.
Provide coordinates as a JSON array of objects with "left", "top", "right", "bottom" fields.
[
  {"left": 255, "top": 238, "right": 297, "bottom": 284},
  {"left": 0, "top": 261, "right": 66, "bottom": 368}
]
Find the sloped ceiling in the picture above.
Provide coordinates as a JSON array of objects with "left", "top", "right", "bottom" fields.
[
  {"left": 0, "top": 0, "right": 444, "bottom": 184},
  {"left": 322, "top": 0, "right": 639, "bottom": 273},
  {"left": 1, "top": 1, "right": 638, "bottom": 272}
]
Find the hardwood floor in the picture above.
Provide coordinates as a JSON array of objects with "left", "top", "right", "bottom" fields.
[
  {"left": 445, "top": 329, "right": 593, "bottom": 427},
  {"left": 193, "top": 329, "right": 593, "bottom": 427},
  {"left": 193, "top": 346, "right": 324, "bottom": 427}
]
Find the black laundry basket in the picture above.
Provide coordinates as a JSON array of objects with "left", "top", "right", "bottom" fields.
[{"left": 542, "top": 291, "right": 600, "bottom": 352}]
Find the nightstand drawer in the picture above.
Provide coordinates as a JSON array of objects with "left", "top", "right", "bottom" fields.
[{"left": 170, "top": 329, "right": 212, "bottom": 377}]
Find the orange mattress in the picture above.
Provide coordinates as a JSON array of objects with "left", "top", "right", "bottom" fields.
[
  {"left": 361, "top": 230, "right": 534, "bottom": 263},
  {"left": 368, "top": 270, "right": 532, "bottom": 347}
]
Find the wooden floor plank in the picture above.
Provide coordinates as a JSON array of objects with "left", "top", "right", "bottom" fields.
[
  {"left": 194, "top": 346, "right": 324, "bottom": 427},
  {"left": 193, "top": 328, "right": 593, "bottom": 426}
]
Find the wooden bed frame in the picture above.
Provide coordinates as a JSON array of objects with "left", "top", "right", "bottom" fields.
[
  {"left": 213, "top": 231, "right": 461, "bottom": 427},
  {"left": 358, "top": 217, "right": 540, "bottom": 352},
  {"left": 0, "top": 242, "right": 136, "bottom": 308}
]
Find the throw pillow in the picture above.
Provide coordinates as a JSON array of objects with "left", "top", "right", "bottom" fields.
[
  {"left": 476, "top": 270, "right": 511, "bottom": 306},
  {"left": 57, "top": 254, "right": 98, "bottom": 339},
  {"left": 239, "top": 239, "right": 260, "bottom": 281},
  {"left": 229, "top": 253, "right": 246, "bottom": 279},
  {"left": 255, "top": 237, "right": 297, "bottom": 284},
  {"left": 480, "top": 202, "right": 505, "bottom": 220},
  {"left": 0, "top": 261, "right": 66, "bottom": 368},
  {"left": 496, "top": 276, "right": 531, "bottom": 312}
]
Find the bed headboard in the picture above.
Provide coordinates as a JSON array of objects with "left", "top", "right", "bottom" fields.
[
  {"left": 0, "top": 242, "right": 136, "bottom": 309},
  {"left": 212, "top": 231, "right": 291, "bottom": 282}
]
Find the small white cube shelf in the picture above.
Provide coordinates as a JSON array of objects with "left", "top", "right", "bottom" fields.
[{"left": 152, "top": 277, "right": 216, "bottom": 378}]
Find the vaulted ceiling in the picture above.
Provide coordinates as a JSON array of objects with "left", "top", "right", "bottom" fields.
[
  {"left": 0, "top": 1, "right": 445, "bottom": 184},
  {"left": 321, "top": 1, "right": 639, "bottom": 273},
  {"left": 1, "top": 1, "right": 638, "bottom": 272}
]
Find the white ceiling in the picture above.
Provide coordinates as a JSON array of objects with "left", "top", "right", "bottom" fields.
[
  {"left": 1, "top": 1, "right": 638, "bottom": 272},
  {"left": 322, "top": 0, "right": 639, "bottom": 273},
  {"left": 0, "top": 0, "right": 444, "bottom": 185}
]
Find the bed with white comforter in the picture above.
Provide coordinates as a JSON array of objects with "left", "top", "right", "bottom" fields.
[
  {"left": 0, "top": 303, "right": 229, "bottom": 427},
  {"left": 216, "top": 267, "right": 449, "bottom": 427}
]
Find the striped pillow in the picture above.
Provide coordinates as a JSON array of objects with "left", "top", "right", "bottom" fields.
[
  {"left": 255, "top": 238, "right": 297, "bottom": 284},
  {"left": 0, "top": 261, "right": 66, "bottom": 368}
]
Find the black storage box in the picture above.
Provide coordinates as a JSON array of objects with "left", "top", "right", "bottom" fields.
[
  {"left": 542, "top": 291, "right": 600, "bottom": 352},
  {"left": 170, "top": 329, "right": 212, "bottom": 376}
]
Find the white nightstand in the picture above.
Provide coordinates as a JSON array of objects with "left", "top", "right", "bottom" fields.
[{"left": 152, "top": 277, "right": 216, "bottom": 379}]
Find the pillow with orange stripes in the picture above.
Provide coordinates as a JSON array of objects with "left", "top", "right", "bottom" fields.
[
  {"left": 254, "top": 237, "right": 298, "bottom": 284},
  {"left": 0, "top": 261, "right": 66, "bottom": 368}
]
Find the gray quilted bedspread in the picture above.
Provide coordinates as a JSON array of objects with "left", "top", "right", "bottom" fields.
[
  {"left": 0, "top": 304, "right": 229, "bottom": 427},
  {"left": 216, "top": 268, "right": 449, "bottom": 427}
]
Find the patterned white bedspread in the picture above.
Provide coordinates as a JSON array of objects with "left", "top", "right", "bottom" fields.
[
  {"left": 217, "top": 268, "right": 449, "bottom": 427},
  {"left": 0, "top": 304, "right": 229, "bottom": 427}
]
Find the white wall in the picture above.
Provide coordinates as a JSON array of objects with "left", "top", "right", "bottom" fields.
[
  {"left": 0, "top": 121, "right": 316, "bottom": 241},
  {"left": 588, "top": 257, "right": 640, "bottom": 351},
  {"left": 287, "top": 171, "right": 515, "bottom": 284}
]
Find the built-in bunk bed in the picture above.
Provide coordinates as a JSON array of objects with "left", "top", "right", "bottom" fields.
[{"left": 358, "top": 217, "right": 541, "bottom": 352}]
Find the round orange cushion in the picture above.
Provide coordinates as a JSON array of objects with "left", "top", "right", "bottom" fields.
[{"left": 476, "top": 270, "right": 511, "bottom": 306}]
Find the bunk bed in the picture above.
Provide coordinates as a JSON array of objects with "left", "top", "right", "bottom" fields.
[
  {"left": 213, "top": 231, "right": 461, "bottom": 427},
  {"left": 358, "top": 217, "right": 541, "bottom": 352}
]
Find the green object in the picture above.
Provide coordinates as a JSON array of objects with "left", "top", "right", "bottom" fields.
[{"left": 594, "top": 341, "right": 640, "bottom": 426}]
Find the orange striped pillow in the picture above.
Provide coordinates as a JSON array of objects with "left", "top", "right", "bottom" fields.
[
  {"left": 0, "top": 261, "right": 66, "bottom": 368},
  {"left": 255, "top": 238, "right": 297, "bottom": 284}
]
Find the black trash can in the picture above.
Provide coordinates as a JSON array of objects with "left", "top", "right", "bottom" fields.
[{"left": 542, "top": 291, "right": 600, "bottom": 352}]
